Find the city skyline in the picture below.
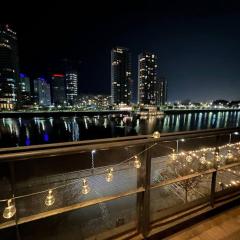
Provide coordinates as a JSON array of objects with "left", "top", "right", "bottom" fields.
[{"left": 3, "top": 1, "right": 240, "bottom": 102}]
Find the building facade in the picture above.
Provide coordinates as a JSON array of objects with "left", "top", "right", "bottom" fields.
[
  {"left": 77, "top": 94, "right": 111, "bottom": 109},
  {"left": 33, "top": 77, "right": 51, "bottom": 107},
  {"left": 156, "top": 77, "right": 167, "bottom": 106},
  {"left": 19, "top": 73, "right": 32, "bottom": 107},
  {"left": 65, "top": 71, "right": 78, "bottom": 105},
  {"left": 111, "top": 47, "right": 132, "bottom": 105},
  {"left": 0, "top": 24, "right": 19, "bottom": 110},
  {"left": 138, "top": 52, "right": 157, "bottom": 105},
  {"left": 51, "top": 74, "right": 66, "bottom": 106}
]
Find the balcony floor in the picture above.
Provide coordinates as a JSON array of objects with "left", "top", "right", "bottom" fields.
[{"left": 163, "top": 203, "right": 240, "bottom": 240}]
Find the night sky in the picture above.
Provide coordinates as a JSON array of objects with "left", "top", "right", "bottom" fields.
[{"left": 2, "top": 0, "right": 240, "bottom": 102}]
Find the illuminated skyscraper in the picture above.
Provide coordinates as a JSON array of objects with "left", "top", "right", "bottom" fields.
[
  {"left": 0, "top": 24, "right": 19, "bottom": 109},
  {"left": 65, "top": 71, "right": 78, "bottom": 105},
  {"left": 111, "top": 47, "right": 132, "bottom": 105},
  {"left": 51, "top": 74, "right": 66, "bottom": 106},
  {"left": 33, "top": 77, "right": 51, "bottom": 106},
  {"left": 19, "top": 73, "right": 30, "bottom": 93},
  {"left": 156, "top": 77, "right": 168, "bottom": 106},
  {"left": 19, "top": 73, "right": 32, "bottom": 107},
  {"left": 138, "top": 52, "right": 157, "bottom": 105}
]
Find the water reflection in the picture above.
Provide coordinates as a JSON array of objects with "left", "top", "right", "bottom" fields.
[{"left": 0, "top": 111, "right": 240, "bottom": 147}]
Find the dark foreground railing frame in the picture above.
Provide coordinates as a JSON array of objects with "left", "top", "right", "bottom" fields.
[{"left": 0, "top": 127, "right": 240, "bottom": 240}]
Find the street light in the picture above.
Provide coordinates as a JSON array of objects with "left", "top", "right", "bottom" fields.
[
  {"left": 229, "top": 132, "right": 239, "bottom": 144},
  {"left": 176, "top": 138, "right": 185, "bottom": 153}
]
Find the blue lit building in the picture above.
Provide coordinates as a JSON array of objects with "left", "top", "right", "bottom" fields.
[
  {"left": 19, "top": 73, "right": 30, "bottom": 93},
  {"left": 19, "top": 73, "right": 32, "bottom": 107},
  {"left": 33, "top": 77, "right": 51, "bottom": 107}
]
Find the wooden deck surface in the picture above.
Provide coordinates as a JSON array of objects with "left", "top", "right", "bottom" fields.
[{"left": 164, "top": 204, "right": 240, "bottom": 240}]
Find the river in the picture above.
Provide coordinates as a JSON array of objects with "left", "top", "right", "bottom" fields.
[{"left": 0, "top": 111, "right": 240, "bottom": 147}]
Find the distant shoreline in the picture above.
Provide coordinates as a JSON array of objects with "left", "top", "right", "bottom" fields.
[{"left": 0, "top": 108, "right": 239, "bottom": 117}]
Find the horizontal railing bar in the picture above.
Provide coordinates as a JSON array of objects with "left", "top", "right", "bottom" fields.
[
  {"left": 159, "top": 127, "right": 240, "bottom": 142},
  {"left": 150, "top": 169, "right": 216, "bottom": 189},
  {"left": 218, "top": 162, "right": 240, "bottom": 170},
  {"left": 0, "top": 187, "right": 145, "bottom": 230},
  {"left": 0, "top": 138, "right": 156, "bottom": 162},
  {"left": 0, "top": 134, "right": 151, "bottom": 154},
  {"left": 0, "top": 127, "right": 239, "bottom": 163},
  {"left": 0, "top": 127, "right": 237, "bottom": 155},
  {"left": 0, "top": 220, "right": 16, "bottom": 230}
]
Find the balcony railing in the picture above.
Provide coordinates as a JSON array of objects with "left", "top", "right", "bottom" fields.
[{"left": 0, "top": 127, "right": 240, "bottom": 239}]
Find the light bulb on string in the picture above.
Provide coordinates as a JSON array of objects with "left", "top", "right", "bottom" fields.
[
  {"left": 226, "top": 150, "right": 233, "bottom": 161},
  {"left": 186, "top": 154, "right": 192, "bottom": 163},
  {"left": 237, "top": 147, "right": 240, "bottom": 154},
  {"left": 215, "top": 152, "right": 221, "bottom": 163},
  {"left": 3, "top": 199, "right": 16, "bottom": 219},
  {"left": 45, "top": 189, "right": 55, "bottom": 206},
  {"left": 82, "top": 178, "right": 90, "bottom": 195},
  {"left": 192, "top": 152, "right": 197, "bottom": 158},
  {"left": 152, "top": 131, "right": 160, "bottom": 139},
  {"left": 134, "top": 155, "right": 141, "bottom": 169},
  {"left": 231, "top": 180, "right": 237, "bottom": 186},
  {"left": 199, "top": 153, "right": 206, "bottom": 164},
  {"left": 106, "top": 168, "right": 114, "bottom": 182}
]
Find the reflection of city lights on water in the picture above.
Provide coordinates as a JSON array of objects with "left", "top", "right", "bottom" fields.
[
  {"left": 104, "top": 118, "right": 107, "bottom": 128},
  {"left": 43, "top": 133, "right": 49, "bottom": 142},
  {"left": 84, "top": 117, "right": 88, "bottom": 129},
  {"left": 0, "top": 111, "right": 240, "bottom": 147}
]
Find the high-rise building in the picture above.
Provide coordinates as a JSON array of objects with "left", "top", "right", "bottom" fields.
[
  {"left": 65, "top": 71, "right": 78, "bottom": 105},
  {"left": 19, "top": 73, "right": 32, "bottom": 107},
  {"left": 111, "top": 47, "right": 132, "bottom": 105},
  {"left": 0, "top": 24, "right": 19, "bottom": 110},
  {"left": 19, "top": 73, "right": 30, "bottom": 93},
  {"left": 156, "top": 77, "right": 168, "bottom": 106},
  {"left": 138, "top": 52, "right": 157, "bottom": 105},
  {"left": 51, "top": 74, "right": 66, "bottom": 106},
  {"left": 33, "top": 77, "right": 51, "bottom": 107}
]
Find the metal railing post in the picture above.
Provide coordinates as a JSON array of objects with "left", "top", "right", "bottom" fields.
[
  {"left": 210, "top": 170, "right": 217, "bottom": 207},
  {"left": 137, "top": 143, "right": 152, "bottom": 238}
]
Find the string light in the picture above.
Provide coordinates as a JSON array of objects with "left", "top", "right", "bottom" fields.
[
  {"left": 82, "top": 178, "right": 90, "bottom": 195},
  {"left": 215, "top": 152, "right": 221, "bottom": 163},
  {"left": 231, "top": 180, "right": 237, "bottom": 186},
  {"left": 192, "top": 152, "right": 197, "bottom": 157},
  {"left": 134, "top": 155, "right": 141, "bottom": 169},
  {"left": 152, "top": 131, "right": 160, "bottom": 139},
  {"left": 199, "top": 153, "right": 206, "bottom": 164},
  {"left": 226, "top": 150, "right": 233, "bottom": 161},
  {"left": 237, "top": 147, "right": 240, "bottom": 154},
  {"left": 186, "top": 154, "right": 193, "bottom": 163},
  {"left": 45, "top": 190, "right": 55, "bottom": 206},
  {"left": 106, "top": 168, "right": 114, "bottom": 182},
  {"left": 1, "top": 141, "right": 240, "bottom": 219},
  {"left": 3, "top": 199, "right": 16, "bottom": 219}
]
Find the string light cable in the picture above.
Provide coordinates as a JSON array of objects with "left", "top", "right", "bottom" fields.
[{"left": 1, "top": 136, "right": 240, "bottom": 219}]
